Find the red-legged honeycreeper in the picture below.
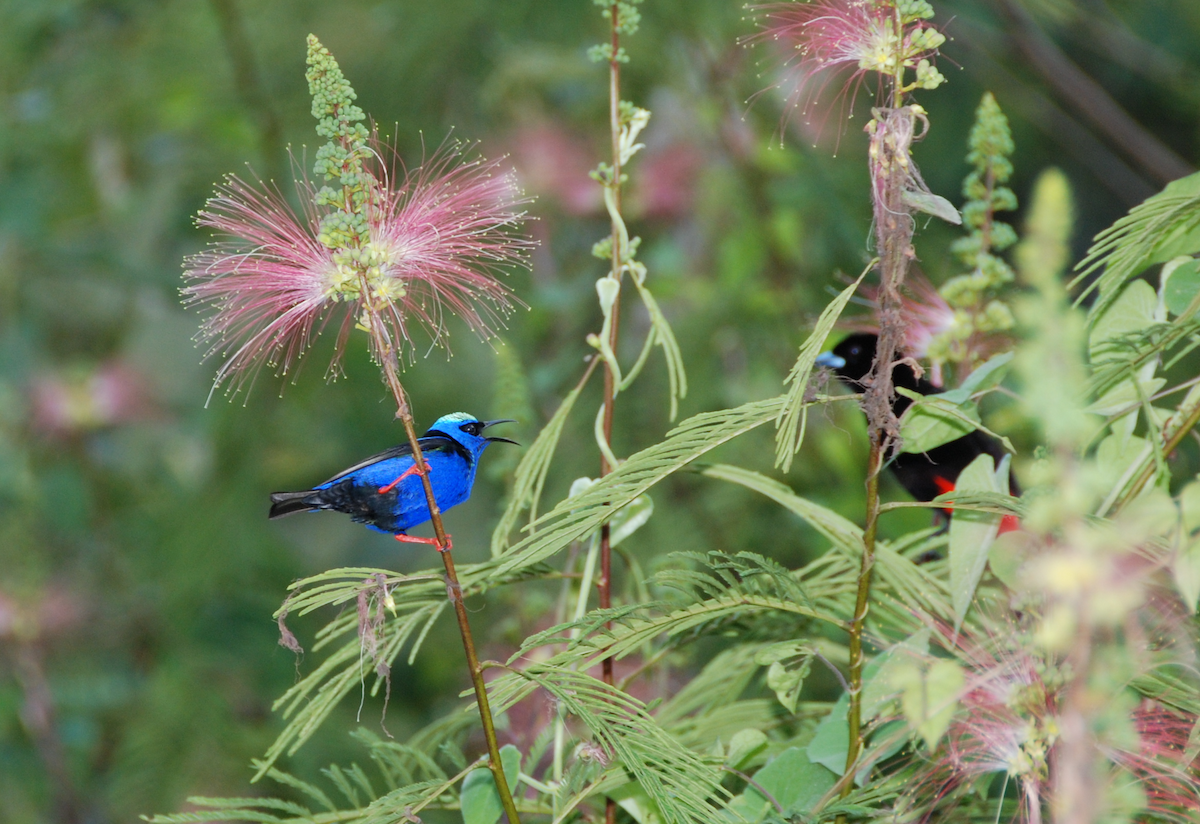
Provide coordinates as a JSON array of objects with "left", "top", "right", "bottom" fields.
[{"left": 268, "top": 413, "right": 516, "bottom": 545}]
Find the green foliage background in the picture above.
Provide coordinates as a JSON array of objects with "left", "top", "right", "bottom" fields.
[{"left": 2, "top": 1, "right": 1199, "bottom": 821}]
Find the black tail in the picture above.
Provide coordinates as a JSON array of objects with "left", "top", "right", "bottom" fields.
[{"left": 269, "top": 490, "right": 322, "bottom": 519}]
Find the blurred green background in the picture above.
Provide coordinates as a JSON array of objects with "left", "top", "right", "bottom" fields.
[{"left": 1, "top": 1, "right": 1198, "bottom": 821}]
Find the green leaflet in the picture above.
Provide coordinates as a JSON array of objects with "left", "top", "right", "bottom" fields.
[
  {"left": 516, "top": 667, "right": 727, "bottom": 824},
  {"left": 701, "top": 464, "right": 953, "bottom": 618},
  {"left": 890, "top": 658, "right": 964, "bottom": 749},
  {"left": 1073, "top": 169, "right": 1200, "bottom": 325},
  {"left": 491, "top": 361, "right": 597, "bottom": 556},
  {"left": 731, "top": 747, "right": 836, "bottom": 821},
  {"left": 1162, "top": 257, "right": 1200, "bottom": 317},
  {"left": 948, "top": 454, "right": 1006, "bottom": 631},
  {"left": 631, "top": 277, "right": 688, "bottom": 421},
  {"left": 775, "top": 271, "right": 867, "bottom": 472},
  {"left": 460, "top": 745, "right": 522, "bottom": 824},
  {"left": 494, "top": 396, "right": 789, "bottom": 577}
]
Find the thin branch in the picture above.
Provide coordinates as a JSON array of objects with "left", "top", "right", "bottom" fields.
[{"left": 992, "top": 0, "right": 1193, "bottom": 185}]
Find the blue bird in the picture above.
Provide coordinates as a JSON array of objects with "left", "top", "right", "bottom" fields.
[{"left": 268, "top": 413, "right": 516, "bottom": 549}]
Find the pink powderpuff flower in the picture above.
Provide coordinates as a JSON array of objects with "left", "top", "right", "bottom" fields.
[
  {"left": 1105, "top": 701, "right": 1200, "bottom": 817},
  {"left": 904, "top": 627, "right": 1055, "bottom": 824},
  {"left": 906, "top": 619, "right": 1200, "bottom": 823},
  {"left": 183, "top": 139, "right": 530, "bottom": 398},
  {"left": 746, "top": 0, "right": 944, "bottom": 136},
  {"left": 846, "top": 270, "right": 956, "bottom": 385}
]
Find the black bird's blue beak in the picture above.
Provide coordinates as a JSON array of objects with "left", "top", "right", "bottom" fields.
[
  {"left": 815, "top": 351, "right": 846, "bottom": 370},
  {"left": 482, "top": 419, "right": 519, "bottom": 446}
]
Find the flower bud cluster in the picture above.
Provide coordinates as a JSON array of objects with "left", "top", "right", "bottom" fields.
[
  {"left": 306, "top": 35, "right": 375, "bottom": 258},
  {"left": 927, "top": 93, "right": 1018, "bottom": 370}
]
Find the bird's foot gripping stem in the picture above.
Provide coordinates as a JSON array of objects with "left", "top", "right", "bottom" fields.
[
  {"left": 378, "top": 461, "right": 430, "bottom": 495},
  {"left": 395, "top": 533, "right": 453, "bottom": 553}
]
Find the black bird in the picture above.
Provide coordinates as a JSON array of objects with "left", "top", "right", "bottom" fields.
[{"left": 816, "top": 333, "right": 1019, "bottom": 529}]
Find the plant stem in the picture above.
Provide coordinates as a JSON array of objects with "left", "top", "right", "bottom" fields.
[
  {"left": 599, "top": 9, "right": 624, "bottom": 824},
  {"left": 843, "top": 439, "right": 883, "bottom": 783},
  {"left": 364, "top": 305, "right": 520, "bottom": 824},
  {"left": 842, "top": 103, "right": 917, "bottom": 796}
]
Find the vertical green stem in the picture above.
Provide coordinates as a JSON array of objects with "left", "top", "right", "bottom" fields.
[
  {"left": 599, "top": 0, "right": 623, "bottom": 683},
  {"left": 599, "top": 9, "right": 624, "bottom": 824},
  {"left": 843, "top": 440, "right": 883, "bottom": 783}
]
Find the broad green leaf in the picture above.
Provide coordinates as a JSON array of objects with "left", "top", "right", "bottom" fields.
[
  {"left": 1088, "top": 375, "right": 1167, "bottom": 417},
  {"left": 861, "top": 631, "right": 931, "bottom": 720},
  {"left": 889, "top": 659, "right": 964, "bottom": 749},
  {"left": 989, "top": 530, "right": 1033, "bottom": 590},
  {"left": 1089, "top": 279, "right": 1161, "bottom": 361},
  {"left": 610, "top": 782, "right": 665, "bottom": 824},
  {"left": 776, "top": 272, "right": 867, "bottom": 471},
  {"left": 898, "top": 389, "right": 981, "bottom": 454},
  {"left": 806, "top": 653, "right": 893, "bottom": 776},
  {"left": 745, "top": 747, "right": 836, "bottom": 817},
  {"left": 1096, "top": 433, "right": 1152, "bottom": 498},
  {"left": 957, "top": 351, "right": 1015, "bottom": 395},
  {"left": 1161, "top": 257, "right": 1200, "bottom": 317},
  {"left": 460, "top": 745, "right": 521, "bottom": 824},
  {"left": 949, "top": 454, "right": 1003, "bottom": 630},
  {"left": 806, "top": 699, "right": 849, "bottom": 776},
  {"left": 903, "top": 190, "right": 962, "bottom": 225},
  {"left": 725, "top": 729, "right": 769, "bottom": 772}
]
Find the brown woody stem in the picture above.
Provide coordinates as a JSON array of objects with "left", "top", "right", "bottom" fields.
[
  {"left": 362, "top": 294, "right": 520, "bottom": 824},
  {"left": 841, "top": 104, "right": 917, "bottom": 796}
]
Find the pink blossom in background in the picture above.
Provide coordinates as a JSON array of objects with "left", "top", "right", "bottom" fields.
[
  {"left": 31, "top": 361, "right": 155, "bottom": 436},
  {"left": 184, "top": 139, "right": 530, "bottom": 397},
  {"left": 506, "top": 123, "right": 602, "bottom": 217},
  {"left": 0, "top": 588, "right": 85, "bottom": 642},
  {"left": 631, "top": 142, "right": 705, "bottom": 221}
]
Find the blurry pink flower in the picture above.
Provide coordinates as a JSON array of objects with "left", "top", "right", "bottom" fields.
[
  {"left": 631, "top": 142, "right": 704, "bottom": 220},
  {"left": 747, "top": 1, "right": 944, "bottom": 134},
  {"left": 846, "top": 271, "right": 955, "bottom": 385},
  {"left": 184, "top": 141, "right": 530, "bottom": 396},
  {"left": 506, "top": 123, "right": 601, "bottom": 217},
  {"left": 31, "top": 361, "right": 154, "bottom": 436},
  {"left": 906, "top": 622, "right": 1200, "bottom": 823},
  {"left": 0, "top": 588, "right": 85, "bottom": 642},
  {"left": 1108, "top": 702, "right": 1200, "bottom": 816},
  {"left": 910, "top": 630, "right": 1054, "bottom": 824}
]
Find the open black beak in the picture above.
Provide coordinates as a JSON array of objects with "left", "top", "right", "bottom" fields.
[{"left": 483, "top": 419, "right": 519, "bottom": 446}]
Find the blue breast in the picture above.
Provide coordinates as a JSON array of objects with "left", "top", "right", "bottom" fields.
[{"left": 316, "top": 448, "right": 477, "bottom": 534}]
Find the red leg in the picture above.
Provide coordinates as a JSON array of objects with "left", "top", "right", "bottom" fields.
[
  {"left": 394, "top": 533, "right": 453, "bottom": 552},
  {"left": 378, "top": 461, "right": 430, "bottom": 495}
]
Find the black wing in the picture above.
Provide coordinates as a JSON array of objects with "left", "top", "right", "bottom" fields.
[{"left": 319, "top": 435, "right": 471, "bottom": 486}]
